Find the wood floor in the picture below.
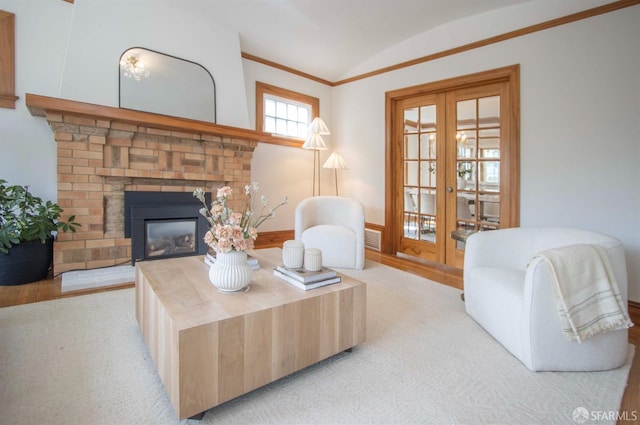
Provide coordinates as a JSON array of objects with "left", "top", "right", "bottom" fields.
[{"left": 0, "top": 249, "right": 638, "bottom": 422}]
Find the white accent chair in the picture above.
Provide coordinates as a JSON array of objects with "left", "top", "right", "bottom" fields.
[
  {"left": 294, "top": 196, "right": 365, "bottom": 270},
  {"left": 464, "top": 227, "right": 629, "bottom": 371}
]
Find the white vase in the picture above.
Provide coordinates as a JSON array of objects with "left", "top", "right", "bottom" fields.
[
  {"left": 303, "top": 248, "right": 323, "bottom": 272},
  {"left": 208, "top": 250, "right": 253, "bottom": 292},
  {"left": 282, "top": 240, "right": 304, "bottom": 268}
]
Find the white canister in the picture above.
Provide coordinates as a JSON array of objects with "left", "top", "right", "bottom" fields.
[
  {"left": 304, "top": 248, "right": 323, "bottom": 272},
  {"left": 282, "top": 240, "right": 304, "bottom": 268}
]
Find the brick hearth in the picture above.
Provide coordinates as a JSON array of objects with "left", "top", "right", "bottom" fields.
[{"left": 26, "top": 94, "right": 276, "bottom": 274}]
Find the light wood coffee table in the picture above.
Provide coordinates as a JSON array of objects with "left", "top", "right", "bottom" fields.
[{"left": 135, "top": 248, "right": 366, "bottom": 420}]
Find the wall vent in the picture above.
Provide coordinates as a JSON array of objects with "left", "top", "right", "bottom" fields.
[{"left": 364, "top": 228, "right": 382, "bottom": 251}]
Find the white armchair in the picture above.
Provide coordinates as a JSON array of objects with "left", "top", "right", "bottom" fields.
[
  {"left": 294, "top": 196, "right": 365, "bottom": 270},
  {"left": 464, "top": 227, "right": 629, "bottom": 371}
]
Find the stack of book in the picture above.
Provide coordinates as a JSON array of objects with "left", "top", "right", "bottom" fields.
[
  {"left": 204, "top": 252, "right": 260, "bottom": 270},
  {"left": 273, "top": 265, "right": 341, "bottom": 290}
]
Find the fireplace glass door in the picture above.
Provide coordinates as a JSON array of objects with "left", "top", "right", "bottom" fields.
[{"left": 145, "top": 219, "right": 198, "bottom": 259}]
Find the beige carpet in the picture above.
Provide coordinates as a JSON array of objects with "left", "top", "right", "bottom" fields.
[{"left": 0, "top": 258, "right": 634, "bottom": 425}]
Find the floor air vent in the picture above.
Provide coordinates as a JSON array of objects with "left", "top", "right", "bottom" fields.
[{"left": 364, "top": 228, "right": 382, "bottom": 251}]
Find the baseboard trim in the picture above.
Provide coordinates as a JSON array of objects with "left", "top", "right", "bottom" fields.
[
  {"left": 255, "top": 223, "right": 384, "bottom": 251},
  {"left": 255, "top": 230, "right": 294, "bottom": 249}
]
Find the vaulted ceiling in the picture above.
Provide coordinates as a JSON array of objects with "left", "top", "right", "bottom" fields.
[{"left": 209, "top": 0, "right": 534, "bottom": 81}]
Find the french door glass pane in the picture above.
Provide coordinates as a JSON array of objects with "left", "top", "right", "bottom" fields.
[
  {"left": 419, "top": 188, "right": 436, "bottom": 242},
  {"left": 457, "top": 196, "right": 473, "bottom": 221},
  {"left": 479, "top": 194, "right": 500, "bottom": 224},
  {"left": 405, "top": 161, "right": 418, "bottom": 186},
  {"left": 405, "top": 135, "right": 419, "bottom": 159},
  {"left": 478, "top": 96, "right": 500, "bottom": 127},
  {"left": 420, "top": 134, "right": 436, "bottom": 159},
  {"left": 420, "top": 161, "right": 436, "bottom": 187},
  {"left": 404, "top": 191, "right": 418, "bottom": 238},
  {"left": 479, "top": 161, "right": 500, "bottom": 189},
  {"left": 404, "top": 108, "right": 418, "bottom": 132},
  {"left": 479, "top": 128, "right": 500, "bottom": 158},
  {"left": 457, "top": 131, "right": 475, "bottom": 159},
  {"left": 457, "top": 99, "right": 476, "bottom": 129},
  {"left": 419, "top": 105, "right": 436, "bottom": 131},
  {"left": 456, "top": 161, "right": 475, "bottom": 190}
]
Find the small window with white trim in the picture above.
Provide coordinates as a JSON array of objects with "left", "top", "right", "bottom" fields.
[
  {"left": 256, "top": 82, "right": 319, "bottom": 144},
  {"left": 263, "top": 96, "right": 310, "bottom": 139}
]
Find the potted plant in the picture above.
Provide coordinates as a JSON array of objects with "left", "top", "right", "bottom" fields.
[
  {"left": 193, "top": 182, "right": 287, "bottom": 292},
  {"left": 0, "top": 179, "right": 79, "bottom": 285}
]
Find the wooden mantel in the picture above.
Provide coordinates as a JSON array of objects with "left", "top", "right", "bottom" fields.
[{"left": 25, "top": 93, "right": 283, "bottom": 145}]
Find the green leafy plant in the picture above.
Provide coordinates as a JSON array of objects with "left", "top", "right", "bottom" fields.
[
  {"left": 0, "top": 179, "right": 79, "bottom": 254},
  {"left": 457, "top": 162, "right": 473, "bottom": 179}
]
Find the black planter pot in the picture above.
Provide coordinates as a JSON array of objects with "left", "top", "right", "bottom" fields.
[{"left": 0, "top": 237, "right": 54, "bottom": 286}]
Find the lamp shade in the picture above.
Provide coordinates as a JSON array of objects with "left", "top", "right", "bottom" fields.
[
  {"left": 307, "top": 117, "right": 330, "bottom": 135},
  {"left": 322, "top": 152, "right": 348, "bottom": 169},
  {"left": 302, "top": 132, "right": 327, "bottom": 150}
]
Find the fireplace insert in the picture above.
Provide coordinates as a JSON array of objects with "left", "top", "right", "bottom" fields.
[{"left": 125, "top": 191, "right": 211, "bottom": 265}]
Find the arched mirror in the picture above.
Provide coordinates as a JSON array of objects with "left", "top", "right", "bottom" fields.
[{"left": 119, "top": 47, "right": 216, "bottom": 123}]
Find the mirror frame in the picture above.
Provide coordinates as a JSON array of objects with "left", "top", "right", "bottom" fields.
[{"left": 118, "top": 47, "right": 216, "bottom": 123}]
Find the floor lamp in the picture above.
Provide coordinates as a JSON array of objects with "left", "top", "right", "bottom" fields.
[
  {"left": 322, "top": 152, "right": 348, "bottom": 196},
  {"left": 302, "top": 118, "right": 330, "bottom": 196}
]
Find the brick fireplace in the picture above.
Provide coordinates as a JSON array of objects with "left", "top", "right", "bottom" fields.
[{"left": 26, "top": 94, "right": 275, "bottom": 275}]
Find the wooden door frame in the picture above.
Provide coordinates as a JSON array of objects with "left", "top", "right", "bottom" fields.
[
  {"left": 392, "top": 93, "right": 446, "bottom": 263},
  {"left": 383, "top": 64, "right": 520, "bottom": 256}
]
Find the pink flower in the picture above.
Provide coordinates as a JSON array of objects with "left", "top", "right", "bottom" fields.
[
  {"left": 229, "top": 212, "right": 243, "bottom": 225},
  {"left": 230, "top": 225, "right": 244, "bottom": 240},
  {"left": 203, "top": 230, "right": 215, "bottom": 246},
  {"left": 234, "top": 239, "right": 248, "bottom": 251},
  {"left": 216, "top": 239, "right": 233, "bottom": 253},
  {"left": 217, "top": 186, "right": 233, "bottom": 198},
  {"left": 194, "top": 183, "right": 287, "bottom": 253},
  {"left": 216, "top": 224, "right": 232, "bottom": 240},
  {"left": 210, "top": 204, "right": 224, "bottom": 216}
]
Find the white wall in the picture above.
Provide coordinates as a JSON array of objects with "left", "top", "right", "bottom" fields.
[
  {"left": 242, "top": 59, "right": 333, "bottom": 231},
  {"left": 330, "top": 6, "right": 640, "bottom": 300},
  {"left": 60, "top": 0, "right": 249, "bottom": 128},
  {"left": 0, "top": 1, "right": 72, "bottom": 201}
]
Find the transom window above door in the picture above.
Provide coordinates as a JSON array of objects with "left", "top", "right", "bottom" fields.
[{"left": 256, "top": 82, "right": 320, "bottom": 145}]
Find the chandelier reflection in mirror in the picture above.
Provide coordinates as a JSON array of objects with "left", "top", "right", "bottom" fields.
[
  {"left": 119, "top": 47, "right": 216, "bottom": 123},
  {"left": 120, "top": 55, "right": 150, "bottom": 81}
]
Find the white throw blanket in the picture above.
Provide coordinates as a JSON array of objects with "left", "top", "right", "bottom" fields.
[{"left": 534, "top": 243, "right": 633, "bottom": 343}]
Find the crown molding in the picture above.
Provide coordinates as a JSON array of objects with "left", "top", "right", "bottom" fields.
[{"left": 241, "top": 0, "right": 639, "bottom": 87}]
